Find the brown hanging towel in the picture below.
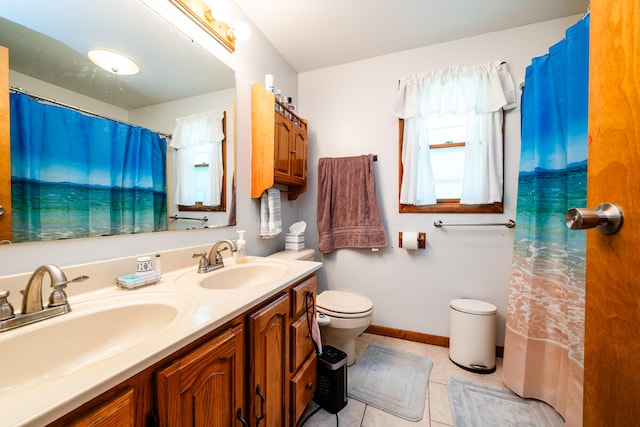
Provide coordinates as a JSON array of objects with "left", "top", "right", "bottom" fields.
[{"left": 317, "top": 154, "right": 387, "bottom": 253}]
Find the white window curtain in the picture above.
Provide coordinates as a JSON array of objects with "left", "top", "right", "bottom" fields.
[
  {"left": 394, "top": 61, "right": 516, "bottom": 205},
  {"left": 170, "top": 110, "right": 225, "bottom": 206}
]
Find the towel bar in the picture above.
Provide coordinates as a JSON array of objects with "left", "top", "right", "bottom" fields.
[
  {"left": 169, "top": 215, "right": 208, "bottom": 222},
  {"left": 434, "top": 219, "right": 515, "bottom": 228}
]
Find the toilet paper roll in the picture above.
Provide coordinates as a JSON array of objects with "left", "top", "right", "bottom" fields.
[{"left": 402, "top": 232, "right": 419, "bottom": 250}]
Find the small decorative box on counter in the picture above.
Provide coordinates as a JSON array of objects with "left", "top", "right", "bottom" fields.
[{"left": 285, "top": 233, "right": 305, "bottom": 251}]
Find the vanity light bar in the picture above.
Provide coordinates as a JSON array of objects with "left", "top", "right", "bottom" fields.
[{"left": 168, "top": 0, "right": 235, "bottom": 52}]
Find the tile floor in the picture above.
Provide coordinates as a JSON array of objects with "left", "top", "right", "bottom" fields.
[{"left": 296, "top": 332, "right": 542, "bottom": 427}]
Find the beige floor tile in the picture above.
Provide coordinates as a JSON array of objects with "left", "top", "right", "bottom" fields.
[
  {"left": 426, "top": 345, "right": 482, "bottom": 384},
  {"left": 428, "top": 381, "right": 454, "bottom": 426},
  {"left": 296, "top": 398, "right": 365, "bottom": 427},
  {"left": 382, "top": 336, "right": 428, "bottom": 357}
]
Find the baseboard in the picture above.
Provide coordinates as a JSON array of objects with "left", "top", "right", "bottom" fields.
[{"left": 365, "top": 324, "right": 504, "bottom": 358}]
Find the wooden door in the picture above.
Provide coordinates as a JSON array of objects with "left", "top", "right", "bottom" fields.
[
  {"left": 249, "top": 294, "right": 289, "bottom": 427},
  {"left": 156, "top": 325, "right": 245, "bottom": 427},
  {"left": 584, "top": 0, "right": 640, "bottom": 424},
  {"left": 0, "top": 46, "right": 11, "bottom": 242}
]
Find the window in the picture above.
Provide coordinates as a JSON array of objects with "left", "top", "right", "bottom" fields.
[
  {"left": 394, "top": 61, "right": 516, "bottom": 213},
  {"left": 171, "top": 110, "right": 227, "bottom": 212},
  {"left": 426, "top": 114, "right": 467, "bottom": 199}
]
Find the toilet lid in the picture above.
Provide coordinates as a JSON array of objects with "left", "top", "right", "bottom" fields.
[
  {"left": 450, "top": 298, "right": 497, "bottom": 315},
  {"left": 316, "top": 290, "right": 373, "bottom": 315}
]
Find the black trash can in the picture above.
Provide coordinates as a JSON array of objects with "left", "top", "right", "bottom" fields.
[{"left": 314, "top": 345, "right": 348, "bottom": 414}]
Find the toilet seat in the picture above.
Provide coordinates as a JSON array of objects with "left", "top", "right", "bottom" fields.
[{"left": 316, "top": 290, "right": 373, "bottom": 318}]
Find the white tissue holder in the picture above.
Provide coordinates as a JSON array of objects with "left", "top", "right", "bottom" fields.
[{"left": 285, "top": 233, "right": 305, "bottom": 251}]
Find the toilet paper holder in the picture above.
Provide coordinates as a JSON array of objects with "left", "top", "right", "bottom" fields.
[{"left": 398, "top": 232, "right": 426, "bottom": 249}]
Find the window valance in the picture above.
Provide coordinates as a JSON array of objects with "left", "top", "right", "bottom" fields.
[
  {"left": 393, "top": 61, "right": 517, "bottom": 119},
  {"left": 170, "top": 110, "right": 225, "bottom": 149}
]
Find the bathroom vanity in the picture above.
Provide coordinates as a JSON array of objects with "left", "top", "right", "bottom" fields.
[{"left": 0, "top": 255, "right": 321, "bottom": 427}]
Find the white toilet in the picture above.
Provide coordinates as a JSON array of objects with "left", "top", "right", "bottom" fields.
[
  {"left": 268, "top": 249, "right": 374, "bottom": 366},
  {"left": 315, "top": 290, "right": 373, "bottom": 366}
]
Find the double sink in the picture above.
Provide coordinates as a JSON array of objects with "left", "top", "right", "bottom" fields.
[{"left": 0, "top": 256, "right": 320, "bottom": 426}]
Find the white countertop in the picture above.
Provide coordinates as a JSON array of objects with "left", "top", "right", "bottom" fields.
[{"left": 0, "top": 256, "right": 322, "bottom": 427}]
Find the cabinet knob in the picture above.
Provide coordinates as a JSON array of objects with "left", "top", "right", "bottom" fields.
[
  {"left": 306, "top": 382, "right": 314, "bottom": 390},
  {"left": 290, "top": 150, "right": 297, "bottom": 155}
]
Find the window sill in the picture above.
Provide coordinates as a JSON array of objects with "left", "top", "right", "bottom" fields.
[{"left": 399, "top": 200, "right": 504, "bottom": 214}]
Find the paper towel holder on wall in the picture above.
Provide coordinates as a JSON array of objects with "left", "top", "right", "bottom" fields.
[{"left": 398, "top": 232, "right": 426, "bottom": 249}]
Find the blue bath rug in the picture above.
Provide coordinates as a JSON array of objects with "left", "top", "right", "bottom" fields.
[
  {"left": 347, "top": 343, "right": 432, "bottom": 421},
  {"left": 447, "top": 376, "right": 565, "bottom": 426}
]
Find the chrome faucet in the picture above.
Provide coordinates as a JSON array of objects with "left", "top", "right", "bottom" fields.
[
  {"left": 193, "top": 239, "right": 237, "bottom": 273},
  {"left": 0, "top": 264, "right": 88, "bottom": 332}
]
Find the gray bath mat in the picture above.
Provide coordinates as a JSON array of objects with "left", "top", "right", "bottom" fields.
[
  {"left": 447, "top": 376, "right": 565, "bottom": 426},
  {"left": 347, "top": 343, "right": 432, "bottom": 421}
]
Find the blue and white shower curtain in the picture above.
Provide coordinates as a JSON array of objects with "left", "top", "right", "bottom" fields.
[
  {"left": 503, "top": 15, "right": 589, "bottom": 427},
  {"left": 10, "top": 93, "right": 167, "bottom": 242}
]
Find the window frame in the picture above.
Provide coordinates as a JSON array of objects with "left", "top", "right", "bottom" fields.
[{"left": 397, "top": 111, "right": 505, "bottom": 214}]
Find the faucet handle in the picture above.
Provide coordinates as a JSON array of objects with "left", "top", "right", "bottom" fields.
[
  {"left": 193, "top": 252, "right": 208, "bottom": 265},
  {"left": 48, "top": 275, "right": 89, "bottom": 308},
  {"left": 0, "top": 290, "right": 15, "bottom": 321},
  {"left": 48, "top": 287, "right": 68, "bottom": 308}
]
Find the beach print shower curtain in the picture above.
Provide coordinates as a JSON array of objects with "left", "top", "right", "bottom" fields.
[
  {"left": 10, "top": 93, "right": 167, "bottom": 242},
  {"left": 503, "top": 15, "right": 589, "bottom": 427}
]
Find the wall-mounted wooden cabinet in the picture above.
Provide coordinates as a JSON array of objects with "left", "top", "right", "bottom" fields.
[{"left": 251, "top": 84, "right": 308, "bottom": 200}]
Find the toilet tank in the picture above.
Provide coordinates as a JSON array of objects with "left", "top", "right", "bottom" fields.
[{"left": 268, "top": 249, "right": 315, "bottom": 261}]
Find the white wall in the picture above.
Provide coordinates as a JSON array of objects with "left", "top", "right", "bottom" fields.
[{"left": 298, "top": 15, "right": 582, "bottom": 345}]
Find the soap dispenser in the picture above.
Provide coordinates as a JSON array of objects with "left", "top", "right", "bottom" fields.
[{"left": 236, "top": 230, "right": 247, "bottom": 264}]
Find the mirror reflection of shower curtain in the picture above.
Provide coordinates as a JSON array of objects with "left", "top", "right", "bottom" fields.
[
  {"left": 503, "top": 15, "right": 589, "bottom": 427},
  {"left": 10, "top": 93, "right": 167, "bottom": 242}
]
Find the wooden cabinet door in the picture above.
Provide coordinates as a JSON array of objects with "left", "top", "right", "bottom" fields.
[
  {"left": 249, "top": 294, "right": 289, "bottom": 427},
  {"left": 156, "top": 324, "right": 245, "bottom": 427},
  {"left": 290, "top": 126, "right": 307, "bottom": 184},
  {"left": 274, "top": 115, "right": 293, "bottom": 180},
  {"left": 64, "top": 388, "right": 135, "bottom": 427}
]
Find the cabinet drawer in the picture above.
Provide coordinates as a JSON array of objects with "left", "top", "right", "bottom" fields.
[
  {"left": 291, "top": 275, "right": 317, "bottom": 319},
  {"left": 290, "top": 353, "right": 317, "bottom": 426},
  {"left": 290, "top": 314, "right": 315, "bottom": 372}
]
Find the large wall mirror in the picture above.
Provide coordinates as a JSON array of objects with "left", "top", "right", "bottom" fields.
[{"left": 0, "top": 0, "right": 236, "bottom": 243}]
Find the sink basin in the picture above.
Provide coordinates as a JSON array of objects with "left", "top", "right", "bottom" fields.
[
  {"left": 176, "top": 260, "right": 292, "bottom": 290},
  {"left": 0, "top": 291, "right": 197, "bottom": 395}
]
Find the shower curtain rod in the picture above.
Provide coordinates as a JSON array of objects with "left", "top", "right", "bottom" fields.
[{"left": 9, "top": 86, "right": 173, "bottom": 140}]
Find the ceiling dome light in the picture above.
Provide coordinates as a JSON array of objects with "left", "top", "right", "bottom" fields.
[{"left": 88, "top": 49, "right": 139, "bottom": 75}]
